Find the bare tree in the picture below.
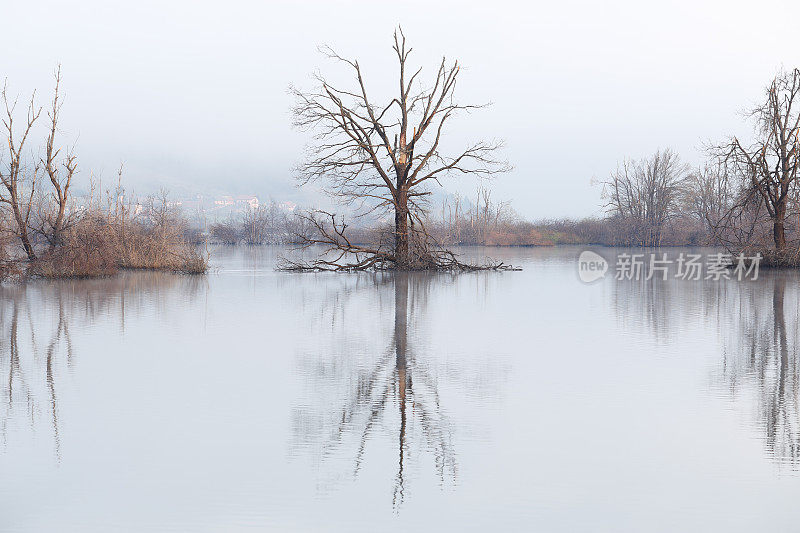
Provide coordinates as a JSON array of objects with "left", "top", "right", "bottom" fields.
[
  {"left": 604, "top": 148, "right": 687, "bottom": 246},
  {"left": 0, "top": 84, "right": 42, "bottom": 260},
  {"left": 287, "top": 27, "right": 510, "bottom": 271},
  {"left": 242, "top": 200, "right": 291, "bottom": 245},
  {"left": 39, "top": 66, "right": 76, "bottom": 248},
  {"left": 683, "top": 158, "right": 736, "bottom": 243},
  {"left": 209, "top": 219, "right": 239, "bottom": 245},
  {"left": 1, "top": 68, "right": 76, "bottom": 259},
  {"left": 718, "top": 68, "right": 800, "bottom": 252},
  {"left": 241, "top": 204, "right": 267, "bottom": 245}
]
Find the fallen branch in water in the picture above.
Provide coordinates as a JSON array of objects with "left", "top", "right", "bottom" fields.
[{"left": 278, "top": 210, "right": 520, "bottom": 272}]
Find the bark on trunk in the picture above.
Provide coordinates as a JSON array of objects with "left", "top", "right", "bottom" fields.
[
  {"left": 51, "top": 202, "right": 66, "bottom": 248},
  {"left": 394, "top": 189, "right": 409, "bottom": 267},
  {"left": 11, "top": 204, "right": 36, "bottom": 260},
  {"left": 774, "top": 220, "right": 786, "bottom": 251},
  {"left": 774, "top": 202, "right": 787, "bottom": 252},
  {"left": 19, "top": 232, "right": 35, "bottom": 261},
  {"left": 394, "top": 128, "right": 410, "bottom": 268}
]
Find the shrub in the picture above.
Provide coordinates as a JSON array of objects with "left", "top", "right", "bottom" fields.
[
  {"left": 30, "top": 202, "right": 208, "bottom": 279},
  {"left": 209, "top": 222, "right": 239, "bottom": 244}
]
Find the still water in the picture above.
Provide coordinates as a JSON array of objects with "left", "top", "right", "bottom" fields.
[{"left": 2, "top": 245, "right": 800, "bottom": 531}]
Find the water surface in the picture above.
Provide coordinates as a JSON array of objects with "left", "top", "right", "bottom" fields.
[{"left": 2, "top": 246, "right": 800, "bottom": 532}]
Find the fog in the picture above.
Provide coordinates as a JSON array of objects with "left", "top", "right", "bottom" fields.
[{"left": 2, "top": 0, "right": 799, "bottom": 218}]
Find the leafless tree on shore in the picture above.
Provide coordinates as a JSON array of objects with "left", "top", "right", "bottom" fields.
[
  {"left": 1, "top": 67, "right": 78, "bottom": 260},
  {"left": 1, "top": 83, "right": 42, "bottom": 260},
  {"left": 684, "top": 159, "right": 733, "bottom": 234},
  {"left": 716, "top": 68, "right": 800, "bottom": 253},
  {"left": 38, "top": 66, "right": 76, "bottom": 248},
  {"left": 603, "top": 149, "right": 688, "bottom": 246}
]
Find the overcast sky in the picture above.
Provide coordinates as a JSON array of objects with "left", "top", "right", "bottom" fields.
[{"left": 2, "top": 0, "right": 800, "bottom": 218}]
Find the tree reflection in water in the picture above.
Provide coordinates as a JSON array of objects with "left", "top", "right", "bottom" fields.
[
  {"left": 718, "top": 274, "right": 800, "bottom": 466},
  {"left": 0, "top": 273, "right": 205, "bottom": 463},
  {"left": 291, "top": 273, "right": 457, "bottom": 508},
  {"left": 0, "top": 288, "right": 71, "bottom": 462},
  {"left": 612, "top": 267, "right": 800, "bottom": 467}
]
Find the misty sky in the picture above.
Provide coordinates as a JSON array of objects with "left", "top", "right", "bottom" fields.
[{"left": 2, "top": 0, "right": 800, "bottom": 218}]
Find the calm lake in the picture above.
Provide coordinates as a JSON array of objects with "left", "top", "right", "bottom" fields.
[{"left": 2, "top": 245, "right": 800, "bottom": 532}]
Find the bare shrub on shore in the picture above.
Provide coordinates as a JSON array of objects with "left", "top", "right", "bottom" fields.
[
  {"left": 115, "top": 190, "right": 205, "bottom": 272},
  {"left": 425, "top": 186, "right": 709, "bottom": 247},
  {"left": 209, "top": 221, "right": 239, "bottom": 245},
  {"left": 241, "top": 205, "right": 269, "bottom": 245},
  {"left": 430, "top": 188, "right": 526, "bottom": 246},
  {"left": 241, "top": 201, "right": 291, "bottom": 245},
  {"left": 0, "top": 71, "right": 207, "bottom": 280},
  {"left": 32, "top": 215, "right": 118, "bottom": 278},
  {"left": 0, "top": 224, "right": 17, "bottom": 281},
  {"left": 30, "top": 188, "right": 208, "bottom": 279},
  {"left": 206, "top": 200, "right": 325, "bottom": 246}
]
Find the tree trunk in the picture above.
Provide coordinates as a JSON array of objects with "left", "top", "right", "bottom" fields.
[
  {"left": 774, "top": 220, "right": 786, "bottom": 251},
  {"left": 51, "top": 201, "right": 67, "bottom": 248},
  {"left": 774, "top": 202, "right": 787, "bottom": 252},
  {"left": 12, "top": 205, "right": 36, "bottom": 260},
  {"left": 19, "top": 232, "right": 35, "bottom": 261},
  {"left": 395, "top": 188, "right": 409, "bottom": 267}
]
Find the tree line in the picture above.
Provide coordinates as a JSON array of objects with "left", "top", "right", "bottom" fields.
[
  {"left": 4, "top": 31, "right": 799, "bottom": 277},
  {"left": 602, "top": 68, "right": 800, "bottom": 264}
]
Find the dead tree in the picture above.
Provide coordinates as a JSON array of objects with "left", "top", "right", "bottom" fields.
[
  {"left": 718, "top": 68, "right": 800, "bottom": 252},
  {"left": 1, "top": 83, "right": 41, "bottom": 260},
  {"left": 603, "top": 149, "right": 687, "bottom": 246},
  {"left": 287, "top": 28, "right": 510, "bottom": 271},
  {"left": 242, "top": 204, "right": 269, "bottom": 245},
  {"left": 683, "top": 159, "right": 735, "bottom": 244},
  {"left": 39, "top": 66, "right": 76, "bottom": 248}
]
